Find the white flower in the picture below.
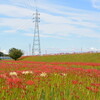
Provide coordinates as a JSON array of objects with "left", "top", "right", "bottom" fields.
[
  {"left": 22, "top": 71, "right": 33, "bottom": 75},
  {"left": 61, "top": 73, "right": 67, "bottom": 76},
  {"left": 9, "top": 72, "right": 17, "bottom": 76},
  {"left": 54, "top": 73, "right": 58, "bottom": 76},
  {"left": 40, "top": 72, "right": 47, "bottom": 77}
]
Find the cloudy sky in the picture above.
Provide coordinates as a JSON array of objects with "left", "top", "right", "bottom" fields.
[{"left": 0, "top": 0, "right": 100, "bottom": 55}]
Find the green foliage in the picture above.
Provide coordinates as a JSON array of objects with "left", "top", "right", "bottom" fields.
[
  {"left": 0, "top": 52, "right": 4, "bottom": 56},
  {"left": 9, "top": 48, "right": 23, "bottom": 61}
]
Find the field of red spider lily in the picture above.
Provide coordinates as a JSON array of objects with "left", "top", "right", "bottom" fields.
[{"left": 0, "top": 60, "right": 100, "bottom": 100}]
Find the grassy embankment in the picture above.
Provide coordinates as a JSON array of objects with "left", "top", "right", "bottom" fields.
[{"left": 20, "top": 53, "right": 100, "bottom": 63}]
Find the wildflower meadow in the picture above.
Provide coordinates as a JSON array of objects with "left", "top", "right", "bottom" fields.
[{"left": 0, "top": 56, "right": 100, "bottom": 100}]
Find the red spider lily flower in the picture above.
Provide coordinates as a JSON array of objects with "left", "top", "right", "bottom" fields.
[
  {"left": 86, "top": 87, "right": 99, "bottom": 93},
  {"left": 2, "top": 86, "right": 9, "bottom": 90},
  {"left": 86, "top": 87, "right": 92, "bottom": 91},
  {"left": 34, "top": 77, "right": 40, "bottom": 81},
  {"left": 26, "top": 80, "right": 34, "bottom": 85},
  {"left": 6, "top": 78, "right": 23, "bottom": 88},
  {"left": 72, "top": 80, "right": 79, "bottom": 84},
  {"left": 79, "top": 82, "right": 84, "bottom": 85},
  {"left": 0, "top": 74, "right": 7, "bottom": 79},
  {"left": 7, "top": 78, "right": 22, "bottom": 84},
  {"left": 91, "top": 83, "right": 100, "bottom": 87},
  {"left": 75, "top": 95, "right": 80, "bottom": 99},
  {"left": 92, "top": 88, "right": 99, "bottom": 93},
  {"left": 34, "top": 70, "right": 42, "bottom": 75}
]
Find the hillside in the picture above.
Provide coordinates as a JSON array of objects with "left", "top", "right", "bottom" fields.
[{"left": 20, "top": 52, "right": 100, "bottom": 63}]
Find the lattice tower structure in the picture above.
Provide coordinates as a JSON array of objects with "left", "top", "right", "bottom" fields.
[{"left": 32, "top": 1, "right": 41, "bottom": 55}]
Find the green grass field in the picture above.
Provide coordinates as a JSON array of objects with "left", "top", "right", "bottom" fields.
[{"left": 20, "top": 52, "right": 100, "bottom": 63}]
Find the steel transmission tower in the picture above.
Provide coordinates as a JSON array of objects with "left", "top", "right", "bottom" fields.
[{"left": 32, "top": 0, "right": 41, "bottom": 55}]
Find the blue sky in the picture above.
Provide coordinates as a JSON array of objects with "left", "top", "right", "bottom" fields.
[{"left": 0, "top": 0, "right": 100, "bottom": 55}]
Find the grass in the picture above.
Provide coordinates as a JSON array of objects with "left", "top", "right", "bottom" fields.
[{"left": 20, "top": 52, "right": 100, "bottom": 63}]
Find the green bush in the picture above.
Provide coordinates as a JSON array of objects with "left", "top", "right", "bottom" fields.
[
  {"left": 9, "top": 48, "right": 23, "bottom": 61},
  {"left": 0, "top": 52, "right": 4, "bottom": 56}
]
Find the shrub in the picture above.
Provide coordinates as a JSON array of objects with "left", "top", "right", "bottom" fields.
[
  {"left": 9, "top": 48, "right": 23, "bottom": 61},
  {"left": 0, "top": 52, "right": 4, "bottom": 56}
]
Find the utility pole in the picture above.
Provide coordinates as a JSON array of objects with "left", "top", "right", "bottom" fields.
[
  {"left": 45, "top": 50, "right": 47, "bottom": 55},
  {"left": 32, "top": 0, "right": 41, "bottom": 55},
  {"left": 81, "top": 48, "right": 82, "bottom": 53},
  {"left": 29, "top": 44, "right": 31, "bottom": 55}
]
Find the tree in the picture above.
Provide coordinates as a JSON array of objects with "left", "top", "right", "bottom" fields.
[
  {"left": 9, "top": 48, "right": 23, "bottom": 60},
  {"left": 0, "top": 52, "right": 4, "bottom": 56}
]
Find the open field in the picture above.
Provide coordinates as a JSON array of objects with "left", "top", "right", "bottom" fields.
[{"left": 0, "top": 54, "right": 100, "bottom": 100}]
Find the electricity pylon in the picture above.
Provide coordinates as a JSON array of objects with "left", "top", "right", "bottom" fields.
[{"left": 32, "top": 0, "right": 41, "bottom": 55}]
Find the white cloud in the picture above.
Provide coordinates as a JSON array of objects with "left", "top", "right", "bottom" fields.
[
  {"left": 3, "top": 30, "right": 16, "bottom": 34},
  {"left": 90, "top": 47, "right": 97, "bottom": 51},
  {"left": 92, "top": 0, "right": 100, "bottom": 9},
  {"left": 0, "top": 4, "right": 33, "bottom": 17},
  {"left": 87, "top": 47, "right": 100, "bottom": 52},
  {"left": 0, "top": 1, "right": 100, "bottom": 38},
  {"left": 0, "top": 18, "right": 33, "bottom": 33},
  {"left": 0, "top": 49, "right": 8, "bottom": 54},
  {"left": 24, "top": 33, "right": 65, "bottom": 39}
]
